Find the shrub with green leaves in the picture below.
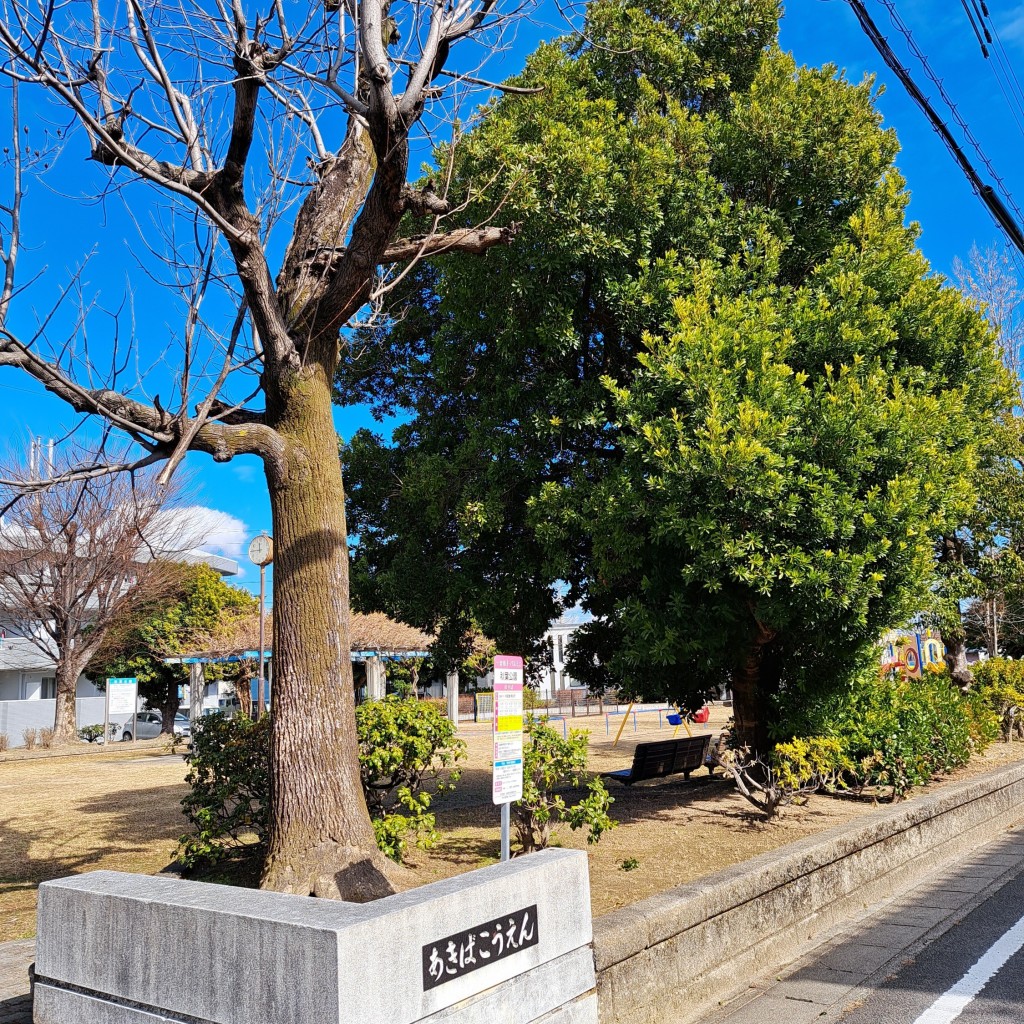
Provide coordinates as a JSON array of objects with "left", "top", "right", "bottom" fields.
[
  {"left": 513, "top": 717, "right": 615, "bottom": 854},
  {"left": 972, "top": 658, "right": 1024, "bottom": 742},
  {"left": 774, "top": 668, "right": 998, "bottom": 799},
  {"left": 713, "top": 733, "right": 850, "bottom": 818},
  {"left": 178, "top": 713, "right": 271, "bottom": 869},
  {"left": 77, "top": 724, "right": 104, "bottom": 743},
  {"left": 177, "top": 698, "right": 466, "bottom": 870},
  {"left": 355, "top": 695, "right": 466, "bottom": 860}
]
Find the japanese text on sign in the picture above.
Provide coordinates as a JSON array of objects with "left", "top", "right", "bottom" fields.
[
  {"left": 492, "top": 654, "right": 524, "bottom": 804},
  {"left": 106, "top": 678, "right": 137, "bottom": 716},
  {"left": 422, "top": 904, "right": 539, "bottom": 991}
]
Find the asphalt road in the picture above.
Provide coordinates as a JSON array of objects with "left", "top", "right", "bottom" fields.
[{"left": 838, "top": 867, "right": 1024, "bottom": 1024}]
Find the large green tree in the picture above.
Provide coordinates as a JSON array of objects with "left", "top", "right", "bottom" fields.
[
  {"left": 91, "top": 564, "right": 257, "bottom": 733},
  {"left": 341, "top": 0, "right": 1015, "bottom": 749}
]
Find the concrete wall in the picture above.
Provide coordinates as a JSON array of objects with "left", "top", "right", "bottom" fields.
[
  {"left": 34, "top": 849, "right": 597, "bottom": 1024},
  {"left": 593, "top": 760, "right": 1024, "bottom": 1024},
  {"left": 0, "top": 697, "right": 132, "bottom": 746}
]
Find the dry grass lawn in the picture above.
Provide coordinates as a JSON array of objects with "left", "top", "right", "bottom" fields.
[{"left": 3, "top": 706, "right": 1024, "bottom": 941}]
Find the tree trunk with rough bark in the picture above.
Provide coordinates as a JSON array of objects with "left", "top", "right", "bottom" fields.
[
  {"left": 260, "top": 365, "right": 397, "bottom": 900},
  {"left": 944, "top": 633, "right": 974, "bottom": 691},
  {"left": 232, "top": 669, "right": 254, "bottom": 719},
  {"left": 731, "top": 626, "right": 777, "bottom": 755},
  {"left": 159, "top": 678, "right": 182, "bottom": 735},
  {"left": 52, "top": 657, "right": 81, "bottom": 743}
]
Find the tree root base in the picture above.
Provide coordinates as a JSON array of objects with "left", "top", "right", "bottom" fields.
[{"left": 261, "top": 841, "right": 411, "bottom": 902}]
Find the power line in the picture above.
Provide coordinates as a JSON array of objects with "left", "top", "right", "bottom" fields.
[{"left": 845, "top": 0, "right": 1024, "bottom": 258}]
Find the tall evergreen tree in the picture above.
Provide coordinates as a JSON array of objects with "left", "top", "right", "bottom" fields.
[{"left": 341, "top": 0, "right": 1016, "bottom": 748}]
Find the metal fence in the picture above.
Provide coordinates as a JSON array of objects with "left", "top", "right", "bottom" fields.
[{"left": 455, "top": 688, "right": 627, "bottom": 723}]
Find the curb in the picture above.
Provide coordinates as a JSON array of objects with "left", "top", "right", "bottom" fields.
[{"left": 593, "top": 759, "right": 1024, "bottom": 1024}]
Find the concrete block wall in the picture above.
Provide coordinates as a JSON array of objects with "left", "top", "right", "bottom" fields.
[
  {"left": 593, "top": 761, "right": 1024, "bottom": 1024},
  {"left": 33, "top": 849, "right": 596, "bottom": 1024}
]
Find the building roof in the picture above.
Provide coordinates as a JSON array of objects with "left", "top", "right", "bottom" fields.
[
  {"left": 172, "top": 609, "right": 433, "bottom": 664},
  {"left": 0, "top": 635, "right": 57, "bottom": 672}
]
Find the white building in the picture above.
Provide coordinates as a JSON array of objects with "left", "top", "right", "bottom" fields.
[
  {"left": 540, "top": 616, "right": 585, "bottom": 699},
  {"left": 0, "top": 550, "right": 240, "bottom": 744}
]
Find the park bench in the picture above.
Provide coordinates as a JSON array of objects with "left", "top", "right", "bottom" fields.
[{"left": 602, "top": 734, "right": 714, "bottom": 786}]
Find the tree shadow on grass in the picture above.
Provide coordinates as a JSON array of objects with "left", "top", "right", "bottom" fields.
[{"left": 0, "top": 782, "right": 190, "bottom": 906}]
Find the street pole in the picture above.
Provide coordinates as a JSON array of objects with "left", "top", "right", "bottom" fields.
[
  {"left": 247, "top": 533, "right": 274, "bottom": 717},
  {"left": 258, "top": 562, "right": 266, "bottom": 716}
]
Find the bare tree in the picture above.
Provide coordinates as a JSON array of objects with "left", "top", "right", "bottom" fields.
[
  {"left": 0, "top": 0, "right": 521, "bottom": 897},
  {"left": 0, "top": 465, "right": 189, "bottom": 743},
  {"left": 955, "top": 245, "right": 1024, "bottom": 387},
  {"left": 944, "top": 246, "right": 1024, "bottom": 679}
]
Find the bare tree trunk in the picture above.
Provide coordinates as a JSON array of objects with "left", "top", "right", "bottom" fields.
[
  {"left": 731, "top": 625, "right": 777, "bottom": 755},
  {"left": 232, "top": 669, "right": 254, "bottom": 719},
  {"left": 260, "top": 367, "right": 395, "bottom": 900},
  {"left": 159, "top": 678, "right": 182, "bottom": 734},
  {"left": 52, "top": 657, "right": 83, "bottom": 744},
  {"left": 945, "top": 633, "right": 973, "bottom": 691},
  {"left": 731, "top": 651, "right": 763, "bottom": 754}
]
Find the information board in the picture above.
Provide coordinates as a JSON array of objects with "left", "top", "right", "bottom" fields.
[
  {"left": 492, "top": 655, "right": 524, "bottom": 805},
  {"left": 106, "top": 678, "right": 138, "bottom": 716}
]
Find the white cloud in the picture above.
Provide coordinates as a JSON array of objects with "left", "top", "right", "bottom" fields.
[
  {"left": 149, "top": 505, "right": 249, "bottom": 562},
  {"left": 997, "top": 4, "right": 1024, "bottom": 46},
  {"left": 181, "top": 506, "right": 249, "bottom": 558}
]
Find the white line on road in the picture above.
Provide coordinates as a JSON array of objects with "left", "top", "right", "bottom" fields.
[{"left": 912, "top": 912, "right": 1024, "bottom": 1024}]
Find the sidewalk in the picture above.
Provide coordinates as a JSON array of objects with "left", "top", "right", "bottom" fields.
[
  {"left": 696, "top": 824, "right": 1024, "bottom": 1024},
  {"left": 0, "top": 940, "right": 32, "bottom": 1024}
]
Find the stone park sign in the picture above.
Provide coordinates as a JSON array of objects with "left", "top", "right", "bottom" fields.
[{"left": 32, "top": 849, "right": 596, "bottom": 1024}]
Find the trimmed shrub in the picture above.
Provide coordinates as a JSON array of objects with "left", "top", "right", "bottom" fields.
[
  {"left": 78, "top": 724, "right": 104, "bottom": 743},
  {"left": 775, "top": 668, "right": 999, "bottom": 800},
  {"left": 972, "top": 658, "right": 1024, "bottom": 742},
  {"left": 713, "top": 732, "right": 850, "bottom": 818},
  {"left": 513, "top": 717, "right": 615, "bottom": 854},
  {"left": 177, "top": 698, "right": 466, "bottom": 870},
  {"left": 22, "top": 727, "right": 37, "bottom": 750},
  {"left": 39, "top": 727, "right": 54, "bottom": 749},
  {"left": 356, "top": 696, "right": 466, "bottom": 860},
  {"left": 177, "top": 713, "right": 270, "bottom": 869}
]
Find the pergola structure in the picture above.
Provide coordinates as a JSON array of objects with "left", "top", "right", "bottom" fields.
[{"left": 168, "top": 609, "right": 459, "bottom": 721}]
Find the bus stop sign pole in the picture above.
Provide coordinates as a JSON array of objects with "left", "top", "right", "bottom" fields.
[{"left": 492, "top": 654, "right": 524, "bottom": 863}]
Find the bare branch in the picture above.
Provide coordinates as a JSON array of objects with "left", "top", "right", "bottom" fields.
[{"left": 382, "top": 222, "right": 520, "bottom": 262}]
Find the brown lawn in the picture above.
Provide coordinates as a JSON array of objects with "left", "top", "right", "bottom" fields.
[{"left": 3, "top": 706, "right": 1023, "bottom": 941}]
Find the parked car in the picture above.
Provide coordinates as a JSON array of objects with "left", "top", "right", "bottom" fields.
[
  {"left": 120, "top": 711, "right": 191, "bottom": 742},
  {"left": 120, "top": 711, "right": 163, "bottom": 742}
]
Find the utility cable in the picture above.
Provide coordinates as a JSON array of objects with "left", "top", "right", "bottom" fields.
[
  {"left": 960, "top": 0, "right": 989, "bottom": 57},
  {"left": 845, "top": 0, "right": 1024, "bottom": 258}
]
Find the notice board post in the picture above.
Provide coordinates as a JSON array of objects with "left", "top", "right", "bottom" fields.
[
  {"left": 105, "top": 677, "right": 138, "bottom": 744},
  {"left": 492, "top": 654, "right": 524, "bottom": 862}
]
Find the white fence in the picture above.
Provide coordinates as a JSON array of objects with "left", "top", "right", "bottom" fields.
[{"left": 0, "top": 698, "right": 133, "bottom": 747}]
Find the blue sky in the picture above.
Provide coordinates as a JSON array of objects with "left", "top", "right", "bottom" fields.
[{"left": 0, "top": 0, "right": 1022, "bottom": 594}]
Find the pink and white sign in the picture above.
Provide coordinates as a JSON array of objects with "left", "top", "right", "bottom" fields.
[{"left": 492, "top": 655, "right": 524, "bottom": 804}]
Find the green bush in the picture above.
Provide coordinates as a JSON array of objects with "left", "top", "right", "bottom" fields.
[
  {"left": 77, "top": 724, "right": 104, "bottom": 743},
  {"left": 972, "top": 658, "right": 1024, "bottom": 742},
  {"left": 356, "top": 696, "right": 466, "bottom": 860},
  {"left": 523, "top": 686, "right": 543, "bottom": 711},
  {"left": 513, "top": 717, "right": 615, "bottom": 853},
  {"left": 178, "top": 713, "right": 270, "bottom": 869},
  {"left": 177, "top": 698, "right": 466, "bottom": 870},
  {"left": 713, "top": 733, "right": 850, "bottom": 818},
  {"left": 776, "top": 668, "right": 998, "bottom": 800}
]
